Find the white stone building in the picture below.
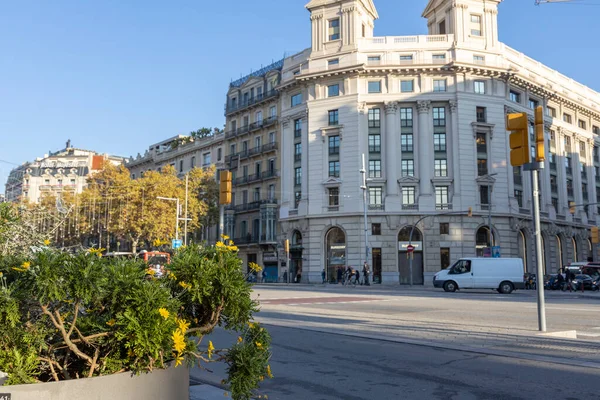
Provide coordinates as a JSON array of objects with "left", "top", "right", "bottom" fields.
[
  {"left": 265, "top": 0, "right": 600, "bottom": 285},
  {"left": 4, "top": 141, "right": 125, "bottom": 204}
]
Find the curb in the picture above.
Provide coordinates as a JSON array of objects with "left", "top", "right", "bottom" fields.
[{"left": 259, "top": 322, "right": 600, "bottom": 371}]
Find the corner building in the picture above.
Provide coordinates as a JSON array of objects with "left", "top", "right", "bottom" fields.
[{"left": 227, "top": 0, "right": 600, "bottom": 284}]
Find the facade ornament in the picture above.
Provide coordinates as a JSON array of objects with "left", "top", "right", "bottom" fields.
[
  {"left": 449, "top": 100, "right": 458, "bottom": 113},
  {"left": 341, "top": 6, "right": 356, "bottom": 13},
  {"left": 417, "top": 100, "right": 431, "bottom": 114},
  {"left": 357, "top": 102, "right": 367, "bottom": 115},
  {"left": 505, "top": 105, "right": 518, "bottom": 115},
  {"left": 310, "top": 14, "right": 323, "bottom": 21},
  {"left": 544, "top": 122, "right": 553, "bottom": 131},
  {"left": 281, "top": 116, "right": 291, "bottom": 127},
  {"left": 484, "top": 8, "right": 498, "bottom": 15},
  {"left": 384, "top": 101, "right": 398, "bottom": 115}
]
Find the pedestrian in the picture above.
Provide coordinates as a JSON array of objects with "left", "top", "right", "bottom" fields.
[
  {"left": 566, "top": 268, "right": 573, "bottom": 292},
  {"left": 283, "top": 270, "right": 288, "bottom": 283},
  {"left": 262, "top": 269, "right": 267, "bottom": 283},
  {"left": 337, "top": 267, "right": 343, "bottom": 284},
  {"left": 356, "top": 269, "right": 361, "bottom": 285},
  {"left": 363, "top": 262, "right": 370, "bottom": 286},
  {"left": 322, "top": 268, "right": 326, "bottom": 284}
]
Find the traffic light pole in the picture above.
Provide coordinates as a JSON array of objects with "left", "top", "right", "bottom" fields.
[{"left": 526, "top": 162, "right": 547, "bottom": 332}]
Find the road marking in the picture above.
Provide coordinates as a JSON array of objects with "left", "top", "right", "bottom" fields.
[
  {"left": 260, "top": 296, "right": 389, "bottom": 306},
  {"left": 524, "top": 306, "right": 600, "bottom": 312}
]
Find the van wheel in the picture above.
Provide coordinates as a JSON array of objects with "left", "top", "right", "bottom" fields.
[
  {"left": 499, "top": 281, "right": 514, "bottom": 294},
  {"left": 443, "top": 281, "right": 457, "bottom": 293}
]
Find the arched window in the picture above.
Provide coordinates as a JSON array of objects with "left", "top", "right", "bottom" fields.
[
  {"left": 398, "top": 226, "right": 422, "bottom": 242},
  {"left": 475, "top": 226, "right": 491, "bottom": 257},
  {"left": 325, "top": 227, "right": 346, "bottom": 283}
]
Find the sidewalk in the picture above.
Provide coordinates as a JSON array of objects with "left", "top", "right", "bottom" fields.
[{"left": 189, "top": 384, "right": 230, "bottom": 400}]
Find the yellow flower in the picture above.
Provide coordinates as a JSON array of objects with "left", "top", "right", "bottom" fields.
[
  {"left": 88, "top": 247, "right": 105, "bottom": 257},
  {"left": 237, "top": 336, "right": 243, "bottom": 343},
  {"left": 224, "top": 392, "right": 229, "bottom": 398},
  {"left": 174, "top": 354, "right": 184, "bottom": 367},
  {"left": 106, "top": 319, "right": 116, "bottom": 327},
  {"left": 21, "top": 261, "right": 31, "bottom": 269},
  {"left": 43, "top": 239, "right": 50, "bottom": 246},
  {"left": 127, "top": 348, "right": 135, "bottom": 358},
  {"left": 207, "top": 341, "right": 215, "bottom": 359},
  {"left": 146, "top": 268, "right": 156, "bottom": 276},
  {"left": 248, "top": 322, "right": 255, "bottom": 329},
  {"left": 266, "top": 365, "right": 273, "bottom": 379},
  {"left": 0, "top": 272, "right": 3, "bottom": 278},
  {"left": 179, "top": 281, "right": 192, "bottom": 290},
  {"left": 249, "top": 262, "right": 263, "bottom": 272},
  {"left": 259, "top": 375, "right": 264, "bottom": 381},
  {"left": 158, "top": 308, "right": 170, "bottom": 320},
  {"left": 177, "top": 318, "right": 190, "bottom": 333},
  {"left": 172, "top": 330, "right": 186, "bottom": 353},
  {"left": 227, "top": 245, "right": 238, "bottom": 252},
  {"left": 221, "top": 234, "right": 230, "bottom": 240},
  {"left": 255, "top": 342, "right": 263, "bottom": 349}
]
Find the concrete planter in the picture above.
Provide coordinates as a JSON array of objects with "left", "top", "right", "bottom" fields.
[{"left": 0, "top": 365, "right": 189, "bottom": 400}]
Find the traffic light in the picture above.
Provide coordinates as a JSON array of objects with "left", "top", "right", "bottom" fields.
[
  {"left": 219, "top": 171, "right": 232, "bottom": 205},
  {"left": 534, "top": 106, "right": 545, "bottom": 162},
  {"left": 569, "top": 201, "right": 576, "bottom": 215},
  {"left": 506, "top": 112, "right": 530, "bottom": 167},
  {"left": 284, "top": 239, "right": 290, "bottom": 254},
  {"left": 467, "top": 207, "right": 473, "bottom": 217},
  {"left": 591, "top": 226, "right": 600, "bottom": 244}
]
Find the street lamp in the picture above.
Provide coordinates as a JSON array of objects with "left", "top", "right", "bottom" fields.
[{"left": 157, "top": 197, "right": 180, "bottom": 241}]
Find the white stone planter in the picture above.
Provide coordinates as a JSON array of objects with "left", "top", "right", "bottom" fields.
[{"left": 0, "top": 365, "right": 189, "bottom": 400}]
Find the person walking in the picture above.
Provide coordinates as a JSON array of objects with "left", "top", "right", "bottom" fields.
[
  {"left": 356, "top": 269, "right": 361, "bottom": 285},
  {"left": 363, "top": 262, "right": 370, "bottom": 286},
  {"left": 262, "top": 269, "right": 267, "bottom": 283},
  {"left": 337, "top": 267, "right": 343, "bottom": 284},
  {"left": 322, "top": 268, "right": 326, "bottom": 284}
]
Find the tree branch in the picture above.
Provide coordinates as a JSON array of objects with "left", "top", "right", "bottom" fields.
[
  {"left": 88, "top": 348, "right": 100, "bottom": 378},
  {"left": 38, "top": 357, "right": 61, "bottom": 382},
  {"left": 41, "top": 303, "right": 94, "bottom": 365},
  {"left": 67, "top": 301, "right": 80, "bottom": 338},
  {"left": 186, "top": 297, "right": 225, "bottom": 336}
]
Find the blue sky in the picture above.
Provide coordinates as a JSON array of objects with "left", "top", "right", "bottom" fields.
[{"left": 2, "top": 0, "right": 599, "bottom": 193}]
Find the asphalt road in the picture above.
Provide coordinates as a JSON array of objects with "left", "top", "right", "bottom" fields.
[{"left": 192, "top": 325, "right": 600, "bottom": 400}]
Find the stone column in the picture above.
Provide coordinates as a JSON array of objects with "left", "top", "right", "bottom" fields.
[
  {"left": 449, "top": 100, "right": 460, "bottom": 200},
  {"left": 300, "top": 112, "right": 309, "bottom": 212},
  {"left": 587, "top": 139, "right": 597, "bottom": 222},
  {"left": 573, "top": 134, "right": 584, "bottom": 218},
  {"left": 384, "top": 101, "right": 399, "bottom": 201},
  {"left": 417, "top": 101, "right": 433, "bottom": 204},
  {"left": 556, "top": 128, "right": 568, "bottom": 216},
  {"left": 281, "top": 118, "right": 292, "bottom": 210}
]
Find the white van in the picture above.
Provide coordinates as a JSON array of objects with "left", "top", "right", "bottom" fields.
[{"left": 433, "top": 258, "right": 525, "bottom": 294}]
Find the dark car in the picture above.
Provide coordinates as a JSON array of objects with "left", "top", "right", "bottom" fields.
[{"left": 572, "top": 275, "right": 600, "bottom": 291}]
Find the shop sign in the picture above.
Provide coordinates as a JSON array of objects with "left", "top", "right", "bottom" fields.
[
  {"left": 263, "top": 252, "right": 278, "bottom": 262},
  {"left": 398, "top": 241, "right": 422, "bottom": 252}
]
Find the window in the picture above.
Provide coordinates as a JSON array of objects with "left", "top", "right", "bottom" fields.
[
  {"left": 294, "top": 119, "right": 302, "bottom": 137},
  {"left": 328, "top": 109, "right": 339, "bottom": 126},
  {"left": 400, "top": 55, "right": 413, "bottom": 63},
  {"left": 434, "top": 134, "right": 447, "bottom": 152},
  {"left": 372, "top": 223, "right": 381, "bottom": 235},
  {"left": 291, "top": 93, "right": 302, "bottom": 107},
  {"left": 293, "top": 69, "right": 300, "bottom": 76},
  {"left": 401, "top": 134, "right": 413, "bottom": 152},
  {"left": 563, "top": 113, "right": 572, "bottom": 124},
  {"left": 440, "top": 223, "right": 450, "bottom": 235},
  {"left": 329, "top": 188, "right": 339, "bottom": 206},
  {"left": 476, "top": 132, "right": 487, "bottom": 153},
  {"left": 432, "top": 54, "right": 446, "bottom": 61},
  {"left": 231, "top": 97, "right": 237, "bottom": 108},
  {"left": 255, "top": 111, "right": 262, "bottom": 124},
  {"left": 329, "top": 18, "right": 340, "bottom": 41},
  {"left": 269, "top": 106, "right": 276, "bottom": 118},
  {"left": 402, "top": 160, "right": 414, "bottom": 176},
  {"left": 294, "top": 143, "right": 302, "bottom": 161},
  {"left": 242, "top": 141, "right": 248, "bottom": 153},
  {"left": 231, "top": 120, "right": 237, "bottom": 132},
  {"left": 367, "top": 56, "right": 381, "bottom": 64},
  {"left": 255, "top": 162, "right": 261, "bottom": 176},
  {"left": 329, "top": 135, "right": 340, "bottom": 155},
  {"left": 477, "top": 159, "right": 488, "bottom": 176},
  {"left": 435, "top": 186, "right": 449, "bottom": 206},
  {"left": 509, "top": 90, "right": 521, "bottom": 103},
  {"left": 179, "top": 160, "right": 184, "bottom": 173},
  {"left": 529, "top": 99, "right": 539, "bottom": 109},
  {"left": 268, "top": 184, "right": 275, "bottom": 200},
  {"left": 328, "top": 84, "right": 340, "bottom": 97},
  {"left": 433, "top": 107, "right": 446, "bottom": 127},
  {"left": 369, "top": 134, "right": 381, "bottom": 153},
  {"left": 480, "top": 185, "right": 490, "bottom": 205},
  {"left": 254, "top": 187, "right": 260, "bottom": 202},
  {"left": 269, "top": 131, "right": 275, "bottom": 144},
  {"left": 369, "top": 160, "right": 382, "bottom": 178},
  {"left": 191, "top": 156, "right": 196, "bottom": 168},
  {"left": 217, "top": 148, "right": 222, "bottom": 161},
  {"left": 402, "top": 187, "right": 415, "bottom": 205},
  {"left": 401, "top": 80, "right": 414, "bottom": 93},
  {"left": 470, "top": 14, "right": 482, "bottom": 36},
  {"left": 474, "top": 80, "right": 485, "bottom": 94},
  {"left": 579, "top": 120, "right": 587, "bottom": 130},
  {"left": 434, "top": 159, "right": 448, "bottom": 177},
  {"left": 243, "top": 116, "right": 249, "bottom": 127},
  {"left": 369, "top": 187, "right": 383, "bottom": 207},
  {"left": 295, "top": 191, "right": 301, "bottom": 208},
  {"left": 329, "top": 161, "right": 340, "bottom": 177},
  {"left": 433, "top": 79, "right": 446, "bottom": 92},
  {"left": 294, "top": 167, "right": 302, "bottom": 186},
  {"left": 368, "top": 81, "right": 381, "bottom": 93},
  {"left": 593, "top": 125, "right": 600, "bottom": 135},
  {"left": 515, "top": 190, "right": 523, "bottom": 207},
  {"left": 438, "top": 20, "right": 446, "bottom": 35},
  {"left": 400, "top": 108, "right": 413, "bottom": 127},
  {"left": 328, "top": 58, "right": 339, "bottom": 66},
  {"left": 441, "top": 248, "right": 451, "bottom": 270},
  {"left": 547, "top": 106, "right": 557, "bottom": 118},
  {"left": 473, "top": 55, "right": 485, "bottom": 64},
  {"left": 476, "top": 106, "right": 486, "bottom": 122},
  {"left": 368, "top": 108, "right": 381, "bottom": 128}
]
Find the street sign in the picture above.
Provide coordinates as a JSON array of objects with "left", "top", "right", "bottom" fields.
[
  {"left": 492, "top": 246, "right": 501, "bottom": 258},
  {"left": 406, "top": 244, "right": 415, "bottom": 253},
  {"left": 172, "top": 239, "right": 183, "bottom": 249}
]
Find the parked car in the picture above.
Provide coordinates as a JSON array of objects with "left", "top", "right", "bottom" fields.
[
  {"left": 433, "top": 258, "right": 525, "bottom": 294},
  {"left": 572, "top": 274, "right": 600, "bottom": 291}
]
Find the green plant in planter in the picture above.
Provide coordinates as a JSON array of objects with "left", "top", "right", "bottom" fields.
[{"left": 0, "top": 239, "right": 273, "bottom": 400}]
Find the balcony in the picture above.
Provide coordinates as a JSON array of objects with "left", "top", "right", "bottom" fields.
[
  {"left": 39, "top": 185, "right": 52, "bottom": 191},
  {"left": 402, "top": 204, "right": 418, "bottom": 211},
  {"left": 368, "top": 204, "right": 384, "bottom": 211},
  {"left": 225, "top": 199, "right": 278, "bottom": 213},
  {"left": 262, "top": 169, "right": 279, "bottom": 180},
  {"left": 264, "top": 116, "right": 278, "bottom": 127},
  {"left": 435, "top": 203, "right": 453, "bottom": 211},
  {"left": 233, "top": 235, "right": 259, "bottom": 245},
  {"left": 233, "top": 170, "right": 279, "bottom": 186},
  {"left": 260, "top": 234, "right": 278, "bottom": 244},
  {"left": 225, "top": 89, "right": 278, "bottom": 115}
]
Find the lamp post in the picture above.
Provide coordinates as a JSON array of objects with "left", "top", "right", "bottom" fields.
[
  {"left": 157, "top": 197, "right": 180, "bottom": 241},
  {"left": 360, "top": 154, "right": 369, "bottom": 272},
  {"left": 483, "top": 173, "right": 498, "bottom": 248}
]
